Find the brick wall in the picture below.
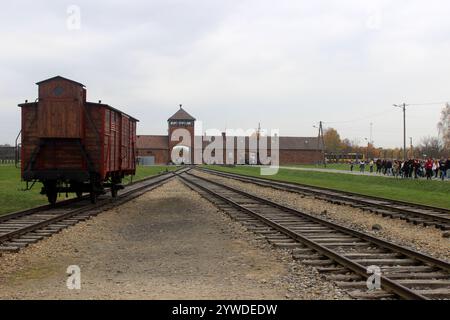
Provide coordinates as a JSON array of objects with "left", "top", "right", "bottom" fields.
[
  {"left": 137, "top": 149, "right": 169, "bottom": 164},
  {"left": 136, "top": 145, "right": 322, "bottom": 165},
  {"left": 279, "top": 149, "right": 322, "bottom": 164}
]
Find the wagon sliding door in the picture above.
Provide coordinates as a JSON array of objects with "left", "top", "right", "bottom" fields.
[
  {"left": 104, "top": 109, "right": 121, "bottom": 176},
  {"left": 120, "top": 116, "right": 132, "bottom": 171},
  {"left": 21, "top": 104, "right": 39, "bottom": 175}
]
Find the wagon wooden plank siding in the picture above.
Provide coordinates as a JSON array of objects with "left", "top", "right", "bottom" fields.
[
  {"left": 18, "top": 76, "right": 138, "bottom": 204},
  {"left": 36, "top": 77, "right": 84, "bottom": 138}
]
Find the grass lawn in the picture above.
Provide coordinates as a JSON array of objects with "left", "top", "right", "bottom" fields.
[
  {"left": 202, "top": 165, "right": 450, "bottom": 210},
  {"left": 0, "top": 165, "right": 177, "bottom": 216}
]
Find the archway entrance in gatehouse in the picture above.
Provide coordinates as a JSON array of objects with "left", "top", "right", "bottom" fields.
[{"left": 171, "top": 145, "right": 191, "bottom": 165}]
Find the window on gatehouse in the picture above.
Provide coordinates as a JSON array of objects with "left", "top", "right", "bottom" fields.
[{"left": 170, "top": 120, "right": 192, "bottom": 126}]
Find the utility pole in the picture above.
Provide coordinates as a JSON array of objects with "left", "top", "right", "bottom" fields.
[
  {"left": 369, "top": 122, "right": 373, "bottom": 159},
  {"left": 393, "top": 103, "right": 407, "bottom": 161},
  {"left": 410, "top": 137, "right": 413, "bottom": 159},
  {"left": 257, "top": 122, "right": 261, "bottom": 165},
  {"left": 314, "top": 121, "right": 326, "bottom": 167},
  {"left": 365, "top": 138, "right": 369, "bottom": 160}
]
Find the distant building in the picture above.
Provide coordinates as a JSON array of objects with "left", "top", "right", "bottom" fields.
[{"left": 136, "top": 106, "right": 323, "bottom": 165}]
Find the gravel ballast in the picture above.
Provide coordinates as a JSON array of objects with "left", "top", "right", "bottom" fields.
[
  {"left": 0, "top": 179, "right": 347, "bottom": 299},
  {"left": 194, "top": 171, "right": 450, "bottom": 261}
]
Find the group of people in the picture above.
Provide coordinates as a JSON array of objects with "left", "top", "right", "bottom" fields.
[{"left": 349, "top": 157, "right": 450, "bottom": 180}]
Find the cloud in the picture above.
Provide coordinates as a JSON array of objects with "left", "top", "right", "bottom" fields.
[{"left": 0, "top": 0, "right": 449, "bottom": 148}]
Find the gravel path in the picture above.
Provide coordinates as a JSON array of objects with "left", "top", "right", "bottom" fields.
[
  {"left": 194, "top": 171, "right": 450, "bottom": 261},
  {"left": 0, "top": 179, "right": 348, "bottom": 299}
]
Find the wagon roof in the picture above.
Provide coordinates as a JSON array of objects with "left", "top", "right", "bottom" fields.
[
  {"left": 17, "top": 101, "right": 38, "bottom": 107},
  {"left": 86, "top": 102, "right": 139, "bottom": 122},
  {"left": 36, "top": 76, "right": 85, "bottom": 87},
  {"left": 168, "top": 106, "right": 196, "bottom": 121}
]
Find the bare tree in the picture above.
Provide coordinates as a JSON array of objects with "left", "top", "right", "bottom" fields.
[
  {"left": 417, "top": 136, "right": 444, "bottom": 158},
  {"left": 340, "top": 138, "right": 353, "bottom": 153},
  {"left": 437, "top": 103, "right": 450, "bottom": 151}
]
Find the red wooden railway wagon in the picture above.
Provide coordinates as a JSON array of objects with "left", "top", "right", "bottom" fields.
[{"left": 18, "top": 76, "right": 138, "bottom": 204}]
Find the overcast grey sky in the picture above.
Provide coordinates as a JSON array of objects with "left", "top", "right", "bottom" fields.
[{"left": 1, "top": 0, "right": 449, "bottom": 148}]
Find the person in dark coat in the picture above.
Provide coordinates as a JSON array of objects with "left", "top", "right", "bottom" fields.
[
  {"left": 413, "top": 159, "right": 420, "bottom": 179},
  {"left": 405, "top": 160, "right": 409, "bottom": 178},
  {"left": 439, "top": 158, "right": 446, "bottom": 180},
  {"left": 376, "top": 159, "right": 382, "bottom": 174},
  {"left": 443, "top": 157, "right": 450, "bottom": 180},
  {"left": 386, "top": 160, "right": 392, "bottom": 175},
  {"left": 425, "top": 158, "right": 433, "bottom": 180}
]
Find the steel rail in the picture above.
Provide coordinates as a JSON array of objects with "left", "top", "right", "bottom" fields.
[
  {"left": 0, "top": 167, "right": 185, "bottom": 224},
  {"left": 0, "top": 168, "right": 187, "bottom": 244},
  {"left": 180, "top": 172, "right": 450, "bottom": 300},
  {"left": 187, "top": 172, "right": 450, "bottom": 271},
  {"left": 198, "top": 167, "right": 450, "bottom": 225}
]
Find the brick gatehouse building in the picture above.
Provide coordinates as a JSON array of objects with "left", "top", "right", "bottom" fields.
[{"left": 136, "top": 106, "right": 324, "bottom": 165}]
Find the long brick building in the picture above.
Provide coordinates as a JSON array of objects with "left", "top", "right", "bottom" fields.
[{"left": 137, "top": 106, "right": 324, "bottom": 165}]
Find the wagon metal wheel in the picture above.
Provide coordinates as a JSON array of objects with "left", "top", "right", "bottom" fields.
[
  {"left": 110, "top": 174, "right": 121, "bottom": 198},
  {"left": 44, "top": 180, "right": 58, "bottom": 205},
  {"left": 89, "top": 174, "right": 99, "bottom": 204},
  {"left": 71, "top": 181, "right": 83, "bottom": 199},
  {"left": 89, "top": 191, "right": 97, "bottom": 204},
  {"left": 47, "top": 190, "right": 57, "bottom": 205},
  {"left": 111, "top": 186, "right": 118, "bottom": 198}
]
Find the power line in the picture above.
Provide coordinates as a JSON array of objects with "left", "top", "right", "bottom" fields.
[
  {"left": 408, "top": 101, "right": 448, "bottom": 106},
  {"left": 392, "top": 101, "right": 447, "bottom": 161},
  {"left": 323, "top": 101, "right": 448, "bottom": 125},
  {"left": 323, "top": 108, "right": 392, "bottom": 125}
]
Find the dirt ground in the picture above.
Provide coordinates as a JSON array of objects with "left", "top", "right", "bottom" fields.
[{"left": 0, "top": 179, "right": 347, "bottom": 300}]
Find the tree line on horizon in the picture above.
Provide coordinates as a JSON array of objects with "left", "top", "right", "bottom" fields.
[{"left": 323, "top": 104, "right": 450, "bottom": 159}]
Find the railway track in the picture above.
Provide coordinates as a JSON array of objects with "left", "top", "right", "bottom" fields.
[
  {"left": 0, "top": 168, "right": 188, "bottom": 254},
  {"left": 198, "top": 167, "right": 450, "bottom": 231},
  {"left": 179, "top": 172, "right": 450, "bottom": 300}
]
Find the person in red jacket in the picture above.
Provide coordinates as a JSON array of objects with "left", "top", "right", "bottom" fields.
[{"left": 425, "top": 158, "right": 433, "bottom": 180}]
